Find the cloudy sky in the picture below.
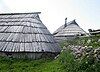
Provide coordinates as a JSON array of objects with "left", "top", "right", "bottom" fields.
[{"left": 0, "top": 0, "right": 100, "bottom": 33}]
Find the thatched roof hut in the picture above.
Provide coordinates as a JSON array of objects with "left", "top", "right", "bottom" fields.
[
  {"left": 53, "top": 18, "right": 87, "bottom": 42},
  {"left": 0, "top": 12, "right": 61, "bottom": 59}
]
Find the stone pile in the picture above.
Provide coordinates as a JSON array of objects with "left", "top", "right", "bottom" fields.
[{"left": 63, "top": 45, "right": 100, "bottom": 61}]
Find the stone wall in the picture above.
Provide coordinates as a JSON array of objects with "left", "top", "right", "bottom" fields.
[{"left": 0, "top": 52, "right": 60, "bottom": 59}]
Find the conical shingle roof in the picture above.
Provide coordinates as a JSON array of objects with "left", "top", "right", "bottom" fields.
[
  {"left": 53, "top": 19, "right": 87, "bottom": 41},
  {"left": 0, "top": 12, "right": 61, "bottom": 53}
]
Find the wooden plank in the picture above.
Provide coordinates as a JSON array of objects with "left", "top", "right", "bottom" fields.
[
  {"left": 43, "top": 35, "right": 49, "bottom": 42},
  {"left": 24, "top": 34, "right": 28, "bottom": 42},
  {"left": 20, "top": 43, "right": 25, "bottom": 51},
  {"left": 34, "top": 42, "right": 39, "bottom": 52},
  {"left": 37, "top": 28, "right": 43, "bottom": 33},
  {"left": 47, "top": 35, "right": 54, "bottom": 42},
  {"left": 25, "top": 13, "right": 37, "bottom": 18},
  {"left": 30, "top": 23, "right": 35, "bottom": 28},
  {"left": 0, "top": 26, "right": 8, "bottom": 32},
  {"left": 1, "top": 33, "right": 10, "bottom": 41},
  {"left": 38, "top": 42, "right": 42, "bottom": 52},
  {"left": 0, "top": 33, "right": 5, "bottom": 40},
  {"left": 32, "top": 42, "right": 38, "bottom": 52},
  {"left": 28, "top": 43, "right": 33, "bottom": 52},
  {"left": 30, "top": 27, "right": 37, "bottom": 33},
  {"left": 36, "top": 34, "right": 41, "bottom": 41},
  {"left": 25, "top": 43, "right": 31, "bottom": 51},
  {"left": 31, "top": 34, "right": 36, "bottom": 41},
  {"left": 11, "top": 14, "right": 26, "bottom": 18},
  {"left": 0, "top": 15, "right": 11, "bottom": 18},
  {"left": 12, "top": 33, "right": 19, "bottom": 41},
  {"left": 2, "top": 42, "right": 9, "bottom": 51},
  {"left": 0, "top": 42, "right": 6, "bottom": 51},
  {"left": 50, "top": 43, "right": 55, "bottom": 51},
  {"left": 28, "top": 34, "right": 32, "bottom": 42},
  {"left": 40, "top": 34, "right": 46, "bottom": 42},
  {"left": 31, "top": 18, "right": 41, "bottom": 24},
  {"left": 13, "top": 43, "right": 20, "bottom": 52},
  {"left": 41, "top": 29, "right": 50, "bottom": 34},
  {"left": 20, "top": 34, "right": 24, "bottom": 42},
  {"left": 15, "top": 26, "right": 23, "bottom": 33},
  {"left": 25, "top": 22, "right": 31, "bottom": 26},
  {"left": 41, "top": 43, "right": 47, "bottom": 51},
  {"left": 5, "top": 42, "right": 14, "bottom": 52},
  {"left": 31, "top": 42, "right": 36, "bottom": 52}
]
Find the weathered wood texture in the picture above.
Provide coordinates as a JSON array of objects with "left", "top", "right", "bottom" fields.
[
  {"left": 53, "top": 19, "right": 88, "bottom": 41},
  {"left": 0, "top": 12, "right": 61, "bottom": 59},
  {"left": 0, "top": 52, "right": 59, "bottom": 59}
]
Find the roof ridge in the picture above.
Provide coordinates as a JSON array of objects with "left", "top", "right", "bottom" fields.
[
  {"left": 67, "top": 19, "right": 79, "bottom": 26},
  {"left": 0, "top": 12, "right": 41, "bottom": 15}
]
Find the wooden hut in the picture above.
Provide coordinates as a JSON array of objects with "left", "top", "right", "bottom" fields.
[
  {"left": 53, "top": 18, "right": 88, "bottom": 42},
  {"left": 88, "top": 29, "right": 100, "bottom": 35},
  {"left": 0, "top": 12, "right": 61, "bottom": 59}
]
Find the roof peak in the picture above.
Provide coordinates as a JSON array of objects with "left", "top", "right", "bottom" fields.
[
  {"left": 70, "top": 19, "right": 77, "bottom": 24},
  {"left": 0, "top": 12, "right": 41, "bottom": 15},
  {"left": 68, "top": 19, "right": 78, "bottom": 26}
]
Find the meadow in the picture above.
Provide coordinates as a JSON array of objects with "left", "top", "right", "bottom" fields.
[{"left": 0, "top": 35, "right": 100, "bottom": 72}]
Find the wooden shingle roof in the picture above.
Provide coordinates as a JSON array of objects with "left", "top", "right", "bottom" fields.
[
  {"left": 0, "top": 12, "right": 61, "bottom": 53},
  {"left": 53, "top": 19, "right": 87, "bottom": 36}
]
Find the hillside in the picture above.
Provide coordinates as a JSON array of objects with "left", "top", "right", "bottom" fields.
[{"left": 0, "top": 35, "right": 100, "bottom": 72}]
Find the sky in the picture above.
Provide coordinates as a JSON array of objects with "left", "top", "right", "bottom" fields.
[{"left": 0, "top": 0, "right": 100, "bottom": 33}]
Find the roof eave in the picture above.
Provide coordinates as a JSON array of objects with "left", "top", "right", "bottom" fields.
[{"left": 0, "top": 12, "right": 41, "bottom": 15}]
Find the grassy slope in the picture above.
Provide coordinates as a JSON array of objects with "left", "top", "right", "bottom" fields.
[
  {"left": 0, "top": 35, "right": 100, "bottom": 72},
  {"left": 1, "top": 49, "right": 100, "bottom": 72},
  {"left": 0, "top": 50, "right": 75, "bottom": 72},
  {"left": 0, "top": 57, "right": 63, "bottom": 72}
]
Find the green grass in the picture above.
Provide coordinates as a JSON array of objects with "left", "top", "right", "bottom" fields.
[
  {"left": 0, "top": 49, "right": 100, "bottom": 72},
  {"left": 0, "top": 35, "right": 100, "bottom": 72},
  {"left": 0, "top": 56, "right": 62, "bottom": 72}
]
